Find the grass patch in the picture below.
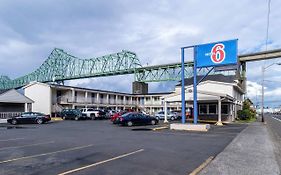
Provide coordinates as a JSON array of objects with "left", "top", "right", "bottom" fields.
[{"left": 235, "top": 117, "right": 257, "bottom": 123}]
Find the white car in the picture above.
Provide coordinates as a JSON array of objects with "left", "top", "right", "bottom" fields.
[
  {"left": 80, "top": 108, "right": 105, "bottom": 120},
  {"left": 154, "top": 111, "right": 177, "bottom": 121}
]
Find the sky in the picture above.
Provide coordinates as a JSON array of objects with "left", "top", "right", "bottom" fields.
[{"left": 0, "top": 0, "right": 281, "bottom": 107}]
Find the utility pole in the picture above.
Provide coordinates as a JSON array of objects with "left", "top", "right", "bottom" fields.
[{"left": 261, "top": 66, "right": 265, "bottom": 122}]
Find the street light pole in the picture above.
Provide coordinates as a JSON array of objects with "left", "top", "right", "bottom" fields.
[
  {"left": 261, "top": 63, "right": 281, "bottom": 122},
  {"left": 261, "top": 66, "right": 265, "bottom": 122}
]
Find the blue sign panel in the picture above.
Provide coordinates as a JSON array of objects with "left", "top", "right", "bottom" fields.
[{"left": 196, "top": 39, "right": 238, "bottom": 68}]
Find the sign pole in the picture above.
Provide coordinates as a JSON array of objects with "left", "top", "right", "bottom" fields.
[
  {"left": 181, "top": 48, "right": 186, "bottom": 124},
  {"left": 193, "top": 46, "right": 198, "bottom": 124}
]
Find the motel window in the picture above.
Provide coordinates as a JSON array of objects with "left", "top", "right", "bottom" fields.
[
  {"left": 222, "top": 104, "right": 228, "bottom": 114},
  {"left": 208, "top": 104, "right": 217, "bottom": 114},
  {"left": 199, "top": 104, "right": 207, "bottom": 114}
]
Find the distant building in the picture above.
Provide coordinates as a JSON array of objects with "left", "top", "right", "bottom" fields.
[
  {"left": 23, "top": 82, "right": 179, "bottom": 116},
  {"left": 0, "top": 89, "right": 33, "bottom": 119}
]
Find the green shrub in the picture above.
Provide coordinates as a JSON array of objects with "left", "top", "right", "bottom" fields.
[{"left": 237, "top": 99, "right": 256, "bottom": 120}]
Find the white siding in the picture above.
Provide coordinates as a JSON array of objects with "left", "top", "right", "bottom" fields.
[
  {"left": 175, "top": 81, "right": 234, "bottom": 97},
  {"left": 24, "top": 83, "right": 52, "bottom": 115}
]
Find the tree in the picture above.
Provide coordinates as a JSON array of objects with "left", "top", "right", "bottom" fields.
[{"left": 237, "top": 98, "right": 256, "bottom": 120}]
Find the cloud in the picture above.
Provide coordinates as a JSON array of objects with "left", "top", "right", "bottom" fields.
[
  {"left": 0, "top": 0, "right": 281, "bottom": 106},
  {"left": 246, "top": 81, "right": 262, "bottom": 98}
]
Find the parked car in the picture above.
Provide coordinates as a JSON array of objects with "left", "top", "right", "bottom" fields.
[
  {"left": 7, "top": 112, "right": 51, "bottom": 125},
  {"left": 111, "top": 111, "right": 127, "bottom": 124},
  {"left": 80, "top": 108, "right": 106, "bottom": 120},
  {"left": 118, "top": 112, "right": 158, "bottom": 127},
  {"left": 61, "top": 109, "right": 88, "bottom": 120},
  {"left": 103, "top": 109, "right": 116, "bottom": 119},
  {"left": 154, "top": 111, "right": 178, "bottom": 121}
]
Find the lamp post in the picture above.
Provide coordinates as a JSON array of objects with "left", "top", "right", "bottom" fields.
[{"left": 261, "top": 62, "right": 281, "bottom": 122}]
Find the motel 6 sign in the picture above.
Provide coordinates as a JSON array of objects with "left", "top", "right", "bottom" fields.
[{"left": 196, "top": 39, "right": 238, "bottom": 68}]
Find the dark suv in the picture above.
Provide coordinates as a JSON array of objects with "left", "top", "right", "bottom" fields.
[{"left": 60, "top": 109, "right": 88, "bottom": 120}]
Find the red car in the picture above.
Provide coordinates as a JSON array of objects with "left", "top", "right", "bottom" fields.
[{"left": 111, "top": 111, "right": 127, "bottom": 124}]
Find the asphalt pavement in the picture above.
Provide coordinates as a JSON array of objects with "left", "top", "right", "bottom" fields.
[{"left": 0, "top": 120, "right": 246, "bottom": 175}]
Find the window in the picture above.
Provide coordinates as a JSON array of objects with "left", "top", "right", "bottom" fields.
[
  {"left": 199, "top": 104, "right": 207, "bottom": 114},
  {"left": 222, "top": 104, "right": 228, "bottom": 114},
  {"left": 208, "top": 104, "right": 217, "bottom": 114}
]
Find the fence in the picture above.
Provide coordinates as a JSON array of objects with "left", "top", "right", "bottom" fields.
[{"left": 0, "top": 112, "right": 22, "bottom": 119}]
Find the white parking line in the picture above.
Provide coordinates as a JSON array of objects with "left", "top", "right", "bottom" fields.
[
  {"left": 58, "top": 149, "right": 144, "bottom": 175},
  {"left": 0, "top": 138, "right": 25, "bottom": 142},
  {"left": 0, "top": 144, "right": 93, "bottom": 164},
  {"left": 272, "top": 116, "right": 281, "bottom": 122},
  {"left": 0, "top": 141, "right": 55, "bottom": 151}
]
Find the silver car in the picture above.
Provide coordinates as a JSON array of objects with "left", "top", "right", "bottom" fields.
[{"left": 154, "top": 111, "right": 177, "bottom": 121}]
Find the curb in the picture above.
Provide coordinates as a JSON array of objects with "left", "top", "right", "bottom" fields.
[
  {"left": 0, "top": 119, "right": 7, "bottom": 124},
  {"left": 51, "top": 117, "right": 63, "bottom": 121},
  {"left": 152, "top": 126, "right": 169, "bottom": 131}
]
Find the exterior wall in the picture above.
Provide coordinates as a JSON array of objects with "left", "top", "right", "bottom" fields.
[
  {"left": 24, "top": 83, "right": 52, "bottom": 115},
  {"left": 175, "top": 81, "right": 233, "bottom": 97}
]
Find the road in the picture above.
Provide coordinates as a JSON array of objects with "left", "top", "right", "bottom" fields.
[
  {"left": 0, "top": 120, "right": 246, "bottom": 175},
  {"left": 265, "top": 114, "right": 281, "bottom": 168}
]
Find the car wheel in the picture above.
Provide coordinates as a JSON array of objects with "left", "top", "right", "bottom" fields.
[
  {"left": 127, "top": 121, "right": 133, "bottom": 127},
  {"left": 36, "top": 119, "right": 43, "bottom": 124},
  {"left": 62, "top": 116, "right": 66, "bottom": 120},
  {"left": 11, "top": 119, "right": 17, "bottom": 125},
  {"left": 75, "top": 116, "right": 79, "bottom": 121},
  {"left": 151, "top": 120, "right": 156, "bottom": 125},
  {"left": 171, "top": 117, "right": 175, "bottom": 121},
  {"left": 156, "top": 117, "right": 160, "bottom": 120}
]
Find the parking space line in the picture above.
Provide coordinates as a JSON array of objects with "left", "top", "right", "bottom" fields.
[
  {"left": 58, "top": 149, "right": 144, "bottom": 175},
  {"left": 0, "top": 144, "right": 93, "bottom": 164},
  {"left": 189, "top": 156, "right": 214, "bottom": 175},
  {"left": 272, "top": 117, "right": 281, "bottom": 122},
  {"left": 0, "top": 138, "right": 25, "bottom": 142},
  {"left": 0, "top": 141, "right": 55, "bottom": 151}
]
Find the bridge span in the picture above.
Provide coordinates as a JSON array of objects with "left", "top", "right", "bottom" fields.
[{"left": 0, "top": 48, "right": 281, "bottom": 90}]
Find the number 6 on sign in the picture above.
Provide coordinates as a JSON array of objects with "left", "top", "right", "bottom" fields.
[{"left": 211, "top": 43, "right": 225, "bottom": 64}]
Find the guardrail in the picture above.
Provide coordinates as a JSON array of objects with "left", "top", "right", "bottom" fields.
[{"left": 0, "top": 112, "right": 22, "bottom": 119}]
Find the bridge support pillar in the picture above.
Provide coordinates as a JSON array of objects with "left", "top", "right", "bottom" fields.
[{"left": 132, "top": 82, "right": 148, "bottom": 94}]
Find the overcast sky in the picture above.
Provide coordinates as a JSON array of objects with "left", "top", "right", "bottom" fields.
[{"left": 0, "top": 0, "right": 281, "bottom": 107}]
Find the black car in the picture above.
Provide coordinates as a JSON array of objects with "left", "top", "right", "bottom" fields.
[
  {"left": 60, "top": 109, "right": 88, "bottom": 120},
  {"left": 118, "top": 112, "right": 158, "bottom": 127},
  {"left": 7, "top": 112, "right": 51, "bottom": 125}
]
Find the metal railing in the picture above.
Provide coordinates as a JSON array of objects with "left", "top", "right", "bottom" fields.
[{"left": 0, "top": 112, "right": 22, "bottom": 119}]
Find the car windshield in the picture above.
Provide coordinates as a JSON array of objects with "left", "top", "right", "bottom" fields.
[
  {"left": 121, "top": 112, "right": 132, "bottom": 118},
  {"left": 73, "top": 110, "right": 82, "bottom": 114}
]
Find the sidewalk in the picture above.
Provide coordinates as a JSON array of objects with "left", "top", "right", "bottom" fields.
[{"left": 199, "top": 122, "right": 280, "bottom": 175}]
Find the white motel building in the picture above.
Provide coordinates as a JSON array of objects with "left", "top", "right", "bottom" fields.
[{"left": 23, "top": 74, "right": 244, "bottom": 122}]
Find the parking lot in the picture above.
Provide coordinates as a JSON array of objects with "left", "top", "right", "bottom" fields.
[{"left": 0, "top": 120, "right": 247, "bottom": 175}]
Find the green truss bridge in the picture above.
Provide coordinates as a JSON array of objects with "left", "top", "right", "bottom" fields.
[{"left": 0, "top": 48, "right": 281, "bottom": 90}]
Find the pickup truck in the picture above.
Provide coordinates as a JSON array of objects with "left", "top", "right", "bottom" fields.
[{"left": 80, "top": 108, "right": 106, "bottom": 120}]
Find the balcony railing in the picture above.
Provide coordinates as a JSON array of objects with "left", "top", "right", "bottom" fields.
[
  {"left": 57, "top": 96, "right": 140, "bottom": 106},
  {"left": 0, "top": 112, "right": 22, "bottom": 119}
]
